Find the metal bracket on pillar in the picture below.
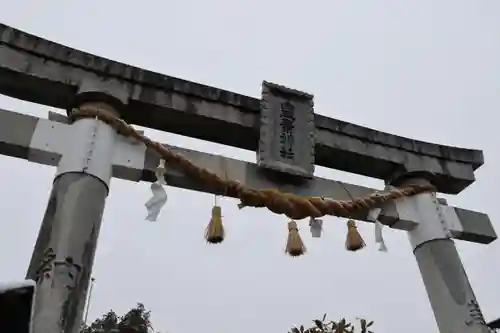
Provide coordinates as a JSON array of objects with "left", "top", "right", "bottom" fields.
[
  {"left": 55, "top": 103, "right": 118, "bottom": 189},
  {"left": 396, "top": 190, "right": 451, "bottom": 251},
  {"left": 54, "top": 77, "right": 129, "bottom": 188}
]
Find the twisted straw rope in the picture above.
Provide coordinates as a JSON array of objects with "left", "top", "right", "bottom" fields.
[{"left": 70, "top": 105, "right": 436, "bottom": 220}]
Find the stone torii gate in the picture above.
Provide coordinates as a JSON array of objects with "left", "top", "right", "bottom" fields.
[{"left": 0, "top": 24, "right": 496, "bottom": 333}]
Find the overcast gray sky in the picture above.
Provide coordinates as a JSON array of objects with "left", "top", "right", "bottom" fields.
[{"left": 1, "top": 1, "right": 500, "bottom": 332}]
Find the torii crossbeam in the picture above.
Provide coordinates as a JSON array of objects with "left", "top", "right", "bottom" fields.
[{"left": 0, "top": 23, "right": 496, "bottom": 333}]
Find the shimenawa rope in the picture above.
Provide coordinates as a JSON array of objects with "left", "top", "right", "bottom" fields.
[{"left": 69, "top": 105, "right": 436, "bottom": 253}]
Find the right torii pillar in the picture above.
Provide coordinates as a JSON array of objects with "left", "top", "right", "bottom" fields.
[{"left": 391, "top": 175, "right": 490, "bottom": 333}]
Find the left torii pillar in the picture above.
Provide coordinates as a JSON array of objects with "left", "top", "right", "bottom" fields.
[{"left": 25, "top": 80, "right": 128, "bottom": 333}]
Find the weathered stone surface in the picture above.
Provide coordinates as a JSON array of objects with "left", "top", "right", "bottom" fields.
[
  {"left": 414, "top": 239, "right": 491, "bottom": 332},
  {"left": 0, "top": 23, "right": 484, "bottom": 193},
  {"left": 258, "top": 81, "right": 315, "bottom": 178},
  {"left": 26, "top": 173, "right": 107, "bottom": 333}
]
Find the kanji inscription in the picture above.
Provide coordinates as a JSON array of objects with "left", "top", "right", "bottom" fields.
[
  {"left": 279, "top": 101, "right": 296, "bottom": 160},
  {"left": 258, "top": 81, "right": 315, "bottom": 178},
  {"left": 465, "top": 299, "right": 488, "bottom": 327}
]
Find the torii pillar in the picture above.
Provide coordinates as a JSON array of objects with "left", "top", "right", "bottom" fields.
[
  {"left": 390, "top": 174, "right": 490, "bottom": 333},
  {"left": 25, "top": 81, "right": 127, "bottom": 333}
]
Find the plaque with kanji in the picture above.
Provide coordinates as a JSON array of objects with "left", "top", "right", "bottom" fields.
[{"left": 258, "top": 81, "right": 315, "bottom": 178}]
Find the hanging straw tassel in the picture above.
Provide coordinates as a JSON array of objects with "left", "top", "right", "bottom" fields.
[
  {"left": 345, "top": 219, "right": 365, "bottom": 251},
  {"left": 286, "top": 221, "right": 306, "bottom": 257},
  {"left": 205, "top": 204, "right": 225, "bottom": 244}
]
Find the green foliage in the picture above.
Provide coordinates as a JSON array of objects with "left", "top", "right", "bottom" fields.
[
  {"left": 82, "top": 305, "right": 372, "bottom": 333},
  {"left": 289, "top": 314, "right": 374, "bottom": 333},
  {"left": 81, "top": 303, "right": 155, "bottom": 333}
]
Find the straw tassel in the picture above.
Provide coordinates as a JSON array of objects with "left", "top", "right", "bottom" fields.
[
  {"left": 285, "top": 221, "right": 306, "bottom": 257},
  {"left": 345, "top": 219, "right": 365, "bottom": 251},
  {"left": 205, "top": 204, "right": 225, "bottom": 244}
]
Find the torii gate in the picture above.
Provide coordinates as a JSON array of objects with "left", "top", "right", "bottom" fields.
[{"left": 0, "top": 23, "right": 496, "bottom": 333}]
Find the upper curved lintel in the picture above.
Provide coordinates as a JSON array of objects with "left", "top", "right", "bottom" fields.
[{"left": 0, "top": 23, "right": 484, "bottom": 194}]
